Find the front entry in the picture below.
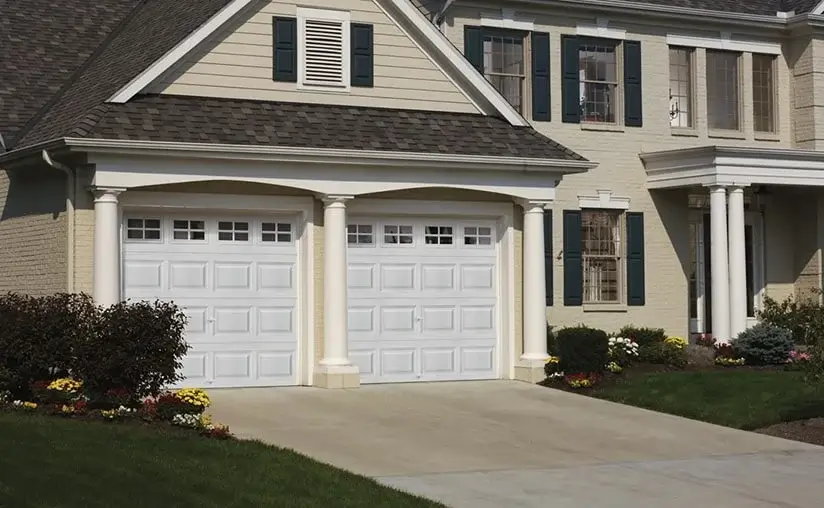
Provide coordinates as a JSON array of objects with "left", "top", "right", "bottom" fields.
[{"left": 689, "top": 211, "right": 763, "bottom": 336}]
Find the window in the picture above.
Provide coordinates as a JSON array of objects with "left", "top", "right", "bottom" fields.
[
  {"left": 668, "top": 47, "right": 693, "bottom": 128},
  {"left": 425, "top": 226, "right": 453, "bottom": 245},
  {"left": 581, "top": 210, "right": 622, "bottom": 303},
  {"left": 383, "top": 225, "right": 413, "bottom": 245},
  {"left": 218, "top": 221, "right": 249, "bottom": 242},
  {"left": 347, "top": 224, "right": 373, "bottom": 245},
  {"left": 752, "top": 54, "right": 776, "bottom": 133},
  {"left": 464, "top": 226, "right": 492, "bottom": 246},
  {"left": 172, "top": 220, "right": 206, "bottom": 241},
  {"left": 297, "top": 8, "right": 349, "bottom": 88},
  {"left": 579, "top": 40, "right": 619, "bottom": 123},
  {"left": 126, "top": 218, "right": 161, "bottom": 240},
  {"left": 262, "top": 222, "right": 292, "bottom": 243},
  {"left": 483, "top": 31, "right": 526, "bottom": 112},
  {"left": 706, "top": 50, "right": 740, "bottom": 130}
]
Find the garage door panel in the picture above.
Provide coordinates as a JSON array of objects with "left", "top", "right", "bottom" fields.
[
  {"left": 381, "top": 306, "right": 416, "bottom": 332},
  {"left": 381, "top": 264, "right": 416, "bottom": 290},
  {"left": 350, "top": 350, "right": 376, "bottom": 377},
  {"left": 381, "top": 349, "right": 417, "bottom": 377},
  {"left": 124, "top": 260, "right": 163, "bottom": 289},
  {"left": 462, "top": 347, "right": 495, "bottom": 374},
  {"left": 258, "top": 263, "right": 294, "bottom": 289},
  {"left": 258, "top": 307, "right": 294, "bottom": 334},
  {"left": 421, "top": 264, "right": 456, "bottom": 290},
  {"left": 421, "top": 347, "right": 456, "bottom": 375}
]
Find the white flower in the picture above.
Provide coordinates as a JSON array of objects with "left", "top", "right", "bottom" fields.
[{"left": 12, "top": 400, "right": 22, "bottom": 406}]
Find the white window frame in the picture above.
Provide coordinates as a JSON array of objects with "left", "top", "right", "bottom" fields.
[
  {"left": 260, "top": 221, "right": 295, "bottom": 245},
  {"left": 381, "top": 223, "right": 415, "bottom": 247},
  {"left": 423, "top": 224, "right": 456, "bottom": 247},
  {"left": 296, "top": 7, "right": 351, "bottom": 91},
  {"left": 217, "top": 220, "right": 251, "bottom": 243},
  {"left": 462, "top": 224, "right": 495, "bottom": 248},
  {"left": 170, "top": 218, "right": 208, "bottom": 243},
  {"left": 124, "top": 217, "right": 163, "bottom": 243},
  {"left": 705, "top": 49, "right": 742, "bottom": 132},
  {"left": 581, "top": 209, "right": 624, "bottom": 305},
  {"left": 578, "top": 38, "right": 622, "bottom": 125},
  {"left": 347, "top": 223, "right": 376, "bottom": 247}
]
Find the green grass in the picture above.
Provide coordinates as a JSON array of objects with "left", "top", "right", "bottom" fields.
[
  {"left": 0, "top": 412, "right": 443, "bottom": 508},
  {"left": 591, "top": 370, "right": 824, "bottom": 430}
]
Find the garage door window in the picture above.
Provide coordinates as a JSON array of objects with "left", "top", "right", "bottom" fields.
[
  {"left": 126, "top": 218, "right": 162, "bottom": 241},
  {"left": 262, "top": 222, "right": 292, "bottom": 243},
  {"left": 347, "top": 224, "right": 374, "bottom": 245},
  {"left": 218, "top": 221, "right": 249, "bottom": 242},
  {"left": 173, "top": 220, "right": 206, "bottom": 241},
  {"left": 464, "top": 226, "right": 492, "bottom": 246},
  {"left": 383, "top": 225, "right": 413, "bottom": 245},
  {"left": 425, "top": 226, "right": 453, "bottom": 245}
]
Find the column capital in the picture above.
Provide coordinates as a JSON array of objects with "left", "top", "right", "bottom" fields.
[
  {"left": 321, "top": 194, "right": 354, "bottom": 206},
  {"left": 703, "top": 184, "right": 727, "bottom": 192},
  {"left": 90, "top": 187, "right": 126, "bottom": 202},
  {"left": 516, "top": 198, "right": 553, "bottom": 211}
]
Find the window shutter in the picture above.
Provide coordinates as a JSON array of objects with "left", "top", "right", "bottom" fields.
[
  {"left": 464, "top": 26, "right": 484, "bottom": 73},
  {"left": 303, "top": 18, "right": 345, "bottom": 86},
  {"left": 273, "top": 17, "right": 297, "bottom": 82},
  {"left": 531, "top": 32, "right": 551, "bottom": 122},
  {"left": 561, "top": 35, "right": 580, "bottom": 124},
  {"left": 626, "top": 212, "right": 645, "bottom": 306},
  {"left": 624, "top": 40, "right": 643, "bottom": 127},
  {"left": 544, "top": 209, "right": 554, "bottom": 306},
  {"left": 351, "top": 23, "right": 373, "bottom": 87},
  {"left": 563, "top": 210, "right": 583, "bottom": 306}
]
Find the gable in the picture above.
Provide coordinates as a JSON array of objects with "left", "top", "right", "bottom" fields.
[{"left": 145, "top": 0, "right": 479, "bottom": 114}]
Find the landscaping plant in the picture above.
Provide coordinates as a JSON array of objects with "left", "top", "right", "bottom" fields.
[
  {"left": 758, "top": 292, "right": 824, "bottom": 346},
  {"left": 617, "top": 326, "right": 666, "bottom": 347},
  {"left": 695, "top": 333, "right": 716, "bottom": 348},
  {"left": 607, "top": 336, "right": 639, "bottom": 366},
  {"left": 638, "top": 341, "right": 688, "bottom": 368},
  {"left": 543, "top": 356, "right": 563, "bottom": 380},
  {"left": 556, "top": 325, "right": 609, "bottom": 375},
  {"left": 731, "top": 322, "right": 794, "bottom": 365}
]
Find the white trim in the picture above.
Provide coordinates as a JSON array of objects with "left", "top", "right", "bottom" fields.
[
  {"left": 576, "top": 18, "right": 626, "bottom": 40},
  {"left": 120, "top": 191, "right": 316, "bottom": 386},
  {"left": 665, "top": 33, "right": 781, "bottom": 55},
  {"left": 108, "top": 0, "right": 255, "bottom": 103},
  {"left": 296, "top": 7, "right": 351, "bottom": 91},
  {"left": 814, "top": 1, "right": 824, "bottom": 15},
  {"left": 481, "top": 8, "right": 534, "bottom": 31},
  {"left": 577, "top": 190, "right": 630, "bottom": 209}
]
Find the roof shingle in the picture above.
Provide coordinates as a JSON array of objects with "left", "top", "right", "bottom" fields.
[{"left": 621, "top": 0, "right": 818, "bottom": 15}]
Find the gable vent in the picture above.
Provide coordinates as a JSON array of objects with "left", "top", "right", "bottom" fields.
[{"left": 298, "top": 8, "right": 350, "bottom": 89}]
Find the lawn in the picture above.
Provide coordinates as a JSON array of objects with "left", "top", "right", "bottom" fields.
[
  {"left": 590, "top": 370, "right": 824, "bottom": 430},
  {"left": 0, "top": 412, "right": 443, "bottom": 508}
]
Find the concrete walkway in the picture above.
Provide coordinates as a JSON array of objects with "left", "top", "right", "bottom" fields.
[{"left": 209, "top": 381, "right": 824, "bottom": 507}]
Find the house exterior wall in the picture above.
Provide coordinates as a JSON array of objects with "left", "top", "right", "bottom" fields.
[
  {"left": 0, "top": 167, "right": 68, "bottom": 296},
  {"left": 147, "top": 0, "right": 478, "bottom": 114},
  {"left": 442, "top": 5, "right": 797, "bottom": 338}
]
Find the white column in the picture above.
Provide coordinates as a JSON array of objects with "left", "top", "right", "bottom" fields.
[
  {"left": 93, "top": 188, "right": 123, "bottom": 307},
  {"left": 709, "top": 186, "right": 731, "bottom": 343},
  {"left": 728, "top": 186, "right": 748, "bottom": 340},
  {"left": 521, "top": 201, "right": 550, "bottom": 361},
  {"left": 320, "top": 196, "right": 353, "bottom": 367}
]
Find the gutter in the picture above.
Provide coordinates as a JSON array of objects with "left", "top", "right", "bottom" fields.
[{"left": 42, "top": 150, "right": 76, "bottom": 293}]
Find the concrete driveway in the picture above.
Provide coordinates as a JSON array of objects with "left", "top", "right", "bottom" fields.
[{"left": 209, "top": 381, "right": 824, "bottom": 507}]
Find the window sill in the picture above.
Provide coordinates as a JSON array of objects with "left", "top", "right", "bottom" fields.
[
  {"left": 754, "top": 132, "right": 781, "bottom": 142},
  {"left": 580, "top": 122, "right": 625, "bottom": 133},
  {"left": 583, "top": 303, "right": 628, "bottom": 313},
  {"left": 670, "top": 127, "right": 698, "bottom": 137},
  {"left": 708, "top": 129, "right": 745, "bottom": 140}
]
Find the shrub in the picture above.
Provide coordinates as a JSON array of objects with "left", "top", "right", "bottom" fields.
[
  {"left": 617, "top": 326, "right": 666, "bottom": 347},
  {"left": 155, "top": 392, "right": 189, "bottom": 421},
  {"left": 73, "top": 300, "right": 189, "bottom": 400},
  {"left": 695, "top": 334, "right": 716, "bottom": 348},
  {"left": 639, "top": 341, "right": 688, "bottom": 368},
  {"left": 607, "top": 337, "right": 639, "bottom": 366},
  {"left": 758, "top": 293, "right": 824, "bottom": 346},
  {"left": 543, "top": 355, "right": 562, "bottom": 379},
  {"left": 731, "top": 323, "right": 794, "bottom": 366},
  {"left": 556, "top": 326, "right": 609, "bottom": 374}
]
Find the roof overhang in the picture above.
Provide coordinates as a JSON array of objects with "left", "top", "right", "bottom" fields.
[
  {"left": 641, "top": 145, "right": 824, "bottom": 189},
  {"left": 0, "top": 137, "right": 595, "bottom": 174}
]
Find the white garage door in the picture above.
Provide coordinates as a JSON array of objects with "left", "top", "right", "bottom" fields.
[
  {"left": 347, "top": 217, "right": 498, "bottom": 383},
  {"left": 122, "top": 214, "right": 298, "bottom": 388}
]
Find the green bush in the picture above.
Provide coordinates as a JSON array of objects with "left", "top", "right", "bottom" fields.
[
  {"left": 639, "top": 342, "right": 688, "bottom": 368},
  {"left": 759, "top": 293, "right": 824, "bottom": 346},
  {"left": 618, "top": 326, "right": 666, "bottom": 347},
  {"left": 732, "top": 323, "right": 794, "bottom": 366},
  {"left": 74, "top": 300, "right": 189, "bottom": 400},
  {"left": 556, "top": 325, "right": 608, "bottom": 374}
]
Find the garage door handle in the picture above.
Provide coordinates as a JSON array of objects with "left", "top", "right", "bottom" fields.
[{"left": 207, "top": 318, "right": 216, "bottom": 323}]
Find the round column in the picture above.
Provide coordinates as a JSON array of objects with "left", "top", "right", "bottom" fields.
[
  {"left": 709, "top": 186, "right": 730, "bottom": 343},
  {"left": 522, "top": 202, "right": 549, "bottom": 361},
  {"left": 93, "top": 188, "right": 123, "bottom": 307},
  {"left": 728, "top": 186, "right": 748, "bottom": 340},
  {"left": 320, "top": 196, "right": 353, "bottom": 366}
]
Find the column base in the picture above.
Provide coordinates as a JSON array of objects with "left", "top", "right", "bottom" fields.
[
  {"left": 513, "top": 359, "right": 547, "bottom": 384},
  {"left": 313, "top": 365, "right": 360, "bottom": 389}
]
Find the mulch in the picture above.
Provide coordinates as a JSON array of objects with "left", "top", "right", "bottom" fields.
[{"left": 756, "top": 418, "right": 824, "bottom": 446}]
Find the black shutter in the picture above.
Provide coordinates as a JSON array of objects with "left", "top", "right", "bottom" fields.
[
  {"left": 624, "top": 40, "right": 643, "bottom": 127},
  {"left": 563, "top": 210, "right": 583, "bottom": 306},
  {"left": 626, "top": 212, "right": 645, "bottom": 306},
  {"left": 561, "top": 35, "right": 580, "bottom": 123},
  {"left": 273, "top": 17, "right": 297, "bottom": 82},
  {"left": 532, "top": 32, "right": 550, "bottom": 121},
  {"left": 351, "top": 23, "right": 374, "bottom": 87},
  {"left": 544, "top": 209, "right": 553, "bottom": 306},
  {"left": 464, "top": 26, "right": 484, "bottom": 73}
]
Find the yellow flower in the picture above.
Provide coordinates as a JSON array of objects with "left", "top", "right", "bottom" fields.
[
  {"left": 23, "top": 401, "right": 37, "bottom": 409},
  {"left": 175, "top": 388, "right": 211, "bottom": 409},
  {"left": 665, "top": 336, "right": 688, "bottom": 350},
  {"left": 545, "top": 356, "right": 560, "bottom": 364},
  {"left": 47, "top": 377, "right": 83, "bottom": 393}
]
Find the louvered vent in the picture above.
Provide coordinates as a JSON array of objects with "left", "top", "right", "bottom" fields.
[{"left": 303, "top": 19, "right": 345, "bottom": 87}]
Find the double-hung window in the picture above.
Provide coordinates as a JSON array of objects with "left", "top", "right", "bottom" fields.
[
  {"left": 752, "top": 53, "right": 776, "bottom": 133},
  {"left": 668, "top": 47, "right": 693, "bottom": 128},
  {"left": 482, "top": 30, "right": 527, "bottom": 113},
  {"left": 578, "top": 39, "right": 619, "bottom": 124},
  {"left": 581, "top": 210, "right": 622, "bottom": 304},
  {"left": 706, "top": 50, "right": 741, "bottom": 131}
]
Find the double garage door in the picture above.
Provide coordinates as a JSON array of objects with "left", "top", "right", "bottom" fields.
[{"left": 123, "top": 212, "right": 499, "bottom": 387}]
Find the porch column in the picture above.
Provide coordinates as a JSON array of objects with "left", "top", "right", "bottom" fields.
[
  {"left": 709, "top": 185, "right": 731, "bottom": 343},
  {"left": 93, "top": 188, "right": 123, "bottom": 307},
  {"left": 522, "top": 201, "right": 550, "bottom": 361},
  {"left": 728, "top": 186, "right": 748, "bottom": 339}
]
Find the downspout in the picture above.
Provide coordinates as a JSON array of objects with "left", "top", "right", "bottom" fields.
[
  {"left": 42, "top": 150, "right": 75, "bottom": 293},
  {"left": 435, "top": 0, "right": 456, "bottom": 27}
]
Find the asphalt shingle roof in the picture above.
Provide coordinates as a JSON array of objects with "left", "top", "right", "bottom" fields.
[
  {"left": 75, "top": 94, "right": 586, "bottom": 161},
  {"left": 625, "top": 0, "right": 818, "bottom": 15}
]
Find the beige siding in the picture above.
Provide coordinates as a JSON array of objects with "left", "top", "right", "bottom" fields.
[
  {"left": 148, "top": 0, "right": 477, "bottom": 114},
  {"left": 0, "top": 167, "right": 68, "bottom": 296}
]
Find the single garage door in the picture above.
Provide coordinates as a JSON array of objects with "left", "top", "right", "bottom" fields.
[
  {"left": 347, "top": 217, "right": 498, "bottom": 383},
  {"left": 122, "top": 213, "right": 298, "bottom": 388}
]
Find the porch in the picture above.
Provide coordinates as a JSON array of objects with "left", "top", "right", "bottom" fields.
[{"left": 642, "top": 146, "right": 824, "bottom": 343}]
